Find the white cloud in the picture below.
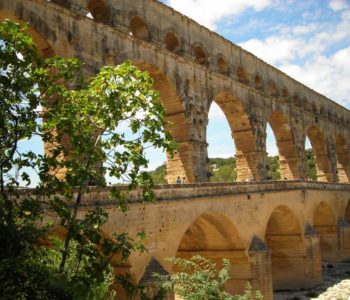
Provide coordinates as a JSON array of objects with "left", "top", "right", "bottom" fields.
[
  {"left": 280, "top": 46, "right": 350, "bottom": 107},
  {"left": 329, "top": 0, "right": 349, "bottom": 11},
  {"left": 240, "top": 37, "right": 301, "bottom": 65},
  {"left": 239, "top": 6, "right": 350, "bottom": 107},
  {"left": 166, "top": 0, "right": 272, "bottom": 29}
]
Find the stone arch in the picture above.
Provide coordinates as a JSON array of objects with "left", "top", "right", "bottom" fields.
[
  {"left": 335, "top": 135, "right": 350, "bottom": 183},
  {"left": 265, "top": 205, "right": 309, "bottom": 289},
  {"left": 87, "top": 0, "right": 110, "bottom": 23},
  {"left": 176, "top": 212, "right": 250, "bottom": 295},
  {"left": 268, "top": 112, "right": 299, "bottom": 179},
  {"left": 129, "top": 16, "right": 150, "bottom": 40},
  {"left": 164, "top": 32, "right": 180, "bottom": 52},
  {"left": 131, "top": 61, "right": 194, "bottom": 183},
  {"left": 193, "top": 44, "right": 207, "bottom": 65},
  {"left": 292, "top": 94, "right": 301, "bottom": 107},
  {"left": 0, "top": 11, "right": 55, "bottom": 58},
  {"left": 254, "top": 74, "right": 264, "bottom": 91},
  {"left": 302, "top": 97, "right": 309, "bottom": 111},
  {"left": 313, "top": 202, "right": 337, "bottom": 261},
  {"left": 306, "top": 126, "right": 332, "bottom": 181},
  {"left": 211, "top": 92, "right": 258, "bottom": 180},
  {"left": 281, "top": 87, "right": 289, "bottom": 104},
  {"left": 267, "top": 80, "right": 278, "bottom": 97},
  {"left": 236, "top": 66, "right": 248, "bottom": 84},
  {"left": 217, "top": 55, "right": 229, "bottom": 75}
]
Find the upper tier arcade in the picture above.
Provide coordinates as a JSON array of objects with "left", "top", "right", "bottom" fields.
[{"left": 1, "top": 0, "right": 349, "bottom": 183}]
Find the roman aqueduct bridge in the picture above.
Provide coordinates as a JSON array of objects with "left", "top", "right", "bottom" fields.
[
  {"left": 2, "top": 0, "right": 350, "bottom": 184},
  {"left": 2, "top": 0, "right": 350, "bottom": 299},
  {"left": 83, "top": 181, "right": 350, "bottom": 299}
]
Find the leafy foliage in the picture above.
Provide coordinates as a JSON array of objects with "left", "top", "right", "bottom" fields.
[
  {"left": 150, "top": 153, "right": 317, "bottom": 183},
  {"left": 266, "top": 156, "right": 280, "bottom": 180},
  {"left": 156, "top": 255, "right": 263, "bottom": 300},
  {"left": 209, "top": 157, "right": 237, "bottom": 182},
  {"left": 148, "top": 163, "right": 167, "bottom": 184},
  {"left": 304, "top": 149, "right": 317, "bottom": 180},
  {"left": 0, "top": 19, "right": 176, "bottom": 299}
]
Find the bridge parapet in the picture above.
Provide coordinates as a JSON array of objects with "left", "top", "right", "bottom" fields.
[{"left": 71, "top": 181, "right": 350, "bottom": 206}]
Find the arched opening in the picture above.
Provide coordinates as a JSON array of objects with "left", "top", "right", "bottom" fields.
[
  {"left": 164, "top": 32, "right": 179, "bottom": 52},
  {"left": 207, "top": 103, "right": 236, "bottom": 182},
  {"left": 87, "top": 0, "right": 110, "bottom": 23},
  {"left": 132, "top": 62, "right": 193, "bottom": 184},
  {"left": 304, "top": 136, "right": 317, "bottom": 180},
  {"left": 335, "top": 135, "right": 350, "bottom": 183},
  {"left": 236, "top": 66, "right": 248, "bottom": 84},
  {"left": 217, "top": 56, "right": 229, "bottom": 75},
  {"left": 314, "top": 202, "right": 337, "bottom": 261},
  {"left": 265, "top": 206, "right": 307, "bottom": 289},
  {"left": 254, "top": 74, "right": 263, "bottom": 91},
  {"left": 281, "top": 87, "right": 289, "bottom": 104},
  {"left": 0, "top": 12, "right": 54, "bottom": 58},
  {"left": 265, "top": 123, "right": 280, "bottom": 180},
  {"left": 193, "top": 45, "right": 207, "bottom": 65},
  {"left": 303, "top": 97, "right": 309, "bottom": 111},
  {"left": 268, "top": 112, "right": 299, "bottom": 180},
  {"left": 268, "top": 80, "right": 278, "bottom": 97},
  {"left": 307, "top": 126, "right": 331, "bottom": 181},
  {"left": 293, "top": 95, "right": 301, "bottom": 107},
  {"left": 177, "top": 212, "right": 250, "bottom": 295},
  {"left": 212, "top": 93, "right": 258, "bottom": 181},
  {"left": 129, "top": 16, "right": 150, "bottom": 40}
]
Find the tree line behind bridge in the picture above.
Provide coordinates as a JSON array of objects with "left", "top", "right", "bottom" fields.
[{"left": 149, "top": 149, "right": 317, "bottom": 183}]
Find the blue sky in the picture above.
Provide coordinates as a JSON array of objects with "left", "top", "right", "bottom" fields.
[
  {"left": 154, "top": 0, "right": 350, "bottom": 161},
  {"left": 13, "top": 0, "right": 350, "bottom": 185}
]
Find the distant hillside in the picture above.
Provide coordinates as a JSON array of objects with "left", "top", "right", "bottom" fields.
[{"left": 148, "top": 149, "right": 317, "bottom": 183}]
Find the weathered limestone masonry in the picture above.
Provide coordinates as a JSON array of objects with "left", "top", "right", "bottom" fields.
[
  {"left": 1, "top": 0, "right": 350, "bottom": 184},
  {"left": 77, "top": 181, "right": 350, "bottom": 299},
  {"left": 2, "top": 0, "right": 350, "bottom": 299}
]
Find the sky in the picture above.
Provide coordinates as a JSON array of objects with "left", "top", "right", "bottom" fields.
[
  {"left": 11, "top": 0, "right": 350, "bottom": 185},
  {"left": 155, "top": 0, "right": 350, "bottom": 161}
]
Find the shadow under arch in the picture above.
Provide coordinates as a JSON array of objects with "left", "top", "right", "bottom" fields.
[
  {"left": 313, "top": 201, "right": 338, "bottom": 261},
  {"left": 87, "top": 0, "right": 111, "bottom": 23},
  {"left": 268, "top": 112, "right": 299, "bottom": 179},
  {"left": 176, "top": 212, "right": 250, "bottom": 295},
  {"left": 335, "top": 134, "right": 350, "bottom": 183},
  {"left": 307, "top": 126, "right": 332, "bottom": 181},
  {"left": 129, "top": 16, "right": 150, "bottom": 41},
  {"left": 131, "top": 61, "right": 194, "bottom": 184},
  {"left": 265, "top": 205, "right": 310, "bottom": 290},
  {"left": 212, "top": 92, "right": 258, "bottom": 181}
]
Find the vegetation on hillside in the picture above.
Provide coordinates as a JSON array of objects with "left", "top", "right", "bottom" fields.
[{"left": 149, "top": 149, "right": 317, "bottom": 183}]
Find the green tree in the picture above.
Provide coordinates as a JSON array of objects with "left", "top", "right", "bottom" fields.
[
  {"left": 149, "top": 163, "right": 167, "bottom": 184},
  {"left": 156, "top": 255, "right": 262, "bottom": 300},
  {"left": 209, "top": 157, "right": 237, "bottom": 182},
  {"left": 0, "top": 19, "right": 176, "bottom": 299},
  {"left": 266, "top": 155, "right": 280, "bottom": 180},
  {"left": 304, "top": 148, "right": 317, "bottom": 180}
]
